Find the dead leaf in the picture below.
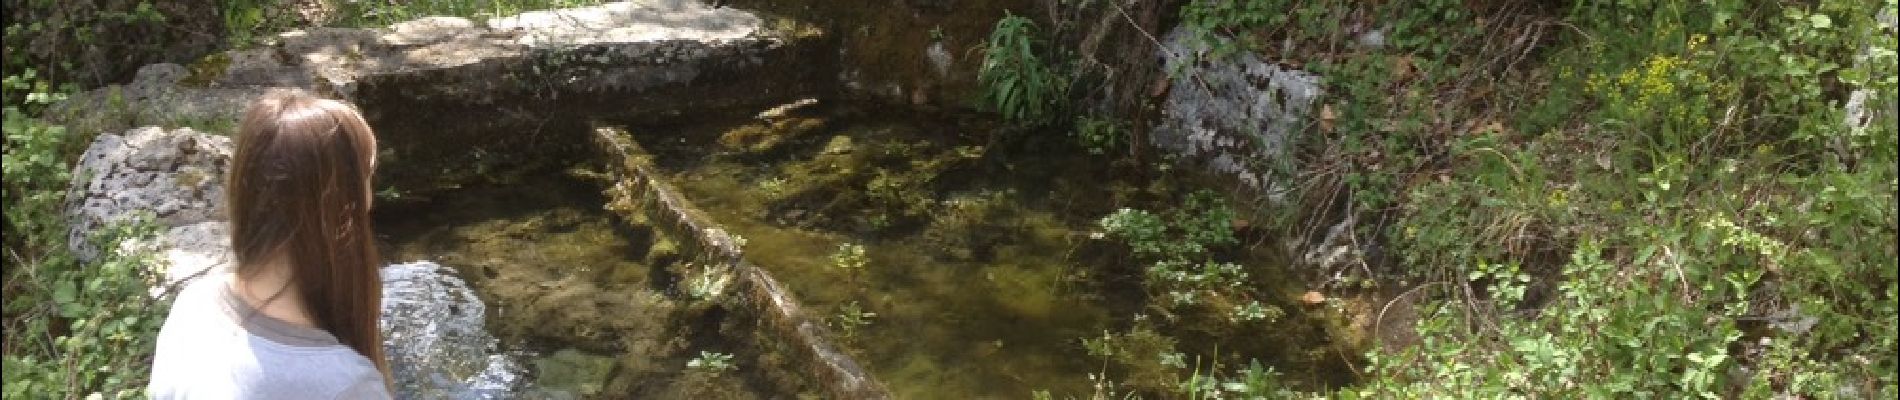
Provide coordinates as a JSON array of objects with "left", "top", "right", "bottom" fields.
[
  {"left": 1319, "top": 104, "right": 1337, "bottom": 133},
  {"left": 1392, "top": 55, "right": 1415, "bottom": 82},
  {"left": 1301, "top": 291, "right": 1327, "bottom": 305},
  {"left": 1149, "top": 75, "right": 1171, "bottom": 98}
]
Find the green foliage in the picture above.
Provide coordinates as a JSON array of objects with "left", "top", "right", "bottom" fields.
[
  {"left": 1072, "top": 115, "right": 1125, "bottom": 156},
  {"left": 1076, "top": 323, "right": 1298, "bottom": 399},
  {"left": 1080, "top": 324, "right": 1186, "bottom": 394},
  {"left": 3, "top": 84, "right": 75, "bottom": 253},
  {"left": 5, "top": 29, "right": 172, "bottom": 400},
  {"left": 1178, "top": 359, "right": 1295, "bottom": 400},
  {"left": 1099, "top": 191, "right": 1236, "bottom": 262},
  {"left": 682, "top": 264, "right": 733, "bottom": 303},
  {"left": 1099, "top": 190, "right": 1284, "bottom": 325},
  {"left": 3, "top": 217, "right": 169, "bottom": 399},
  {"left": 218, "top": 0, "right": 278, "bottom": 45},
  {"left": 830, "top": 242, "right": 869, "bottom": 272},
  {"left": 1176, "top": 0, "right": 1279, "bottom": 63},
  {"left": 1327, "top": 0, "right": 1900, "bottom": 397},
  {"left": 979, "top": 12, "right": 1068, "bottom": 125}
]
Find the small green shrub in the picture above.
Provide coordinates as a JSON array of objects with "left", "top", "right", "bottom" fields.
[
  {"left": 3, "top": 218, "right": 168, "bottom": 399},
  {"left": 978, "top": 12, "right": 1068, "bottom": 125},
  {"left": 831, "top": 300, "right": 877, "bottom": 337},
  {"left": 1072, "top": 115, "right": 1125, "bottom": 156}
]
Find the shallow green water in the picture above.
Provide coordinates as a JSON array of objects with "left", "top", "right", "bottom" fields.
[
  {"left": 370, "top": 102, "right": 1350, "bottom": 399},
  {"left": 622, "top": 104, "right": 1347, "bottom": 398},
  {"left": 375, "top": 179, "right": 772, "bottom": 399}
]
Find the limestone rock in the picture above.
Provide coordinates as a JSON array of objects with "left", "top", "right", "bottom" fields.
[
  {"left": 1152, "top": 28, "right": 1322, "bottom": 202},
  {"left": 487, "top": 0, "right": 760, "bottom": 46},
  {"left": 65, "top": 127, "right": 234, "bottom": 286}
]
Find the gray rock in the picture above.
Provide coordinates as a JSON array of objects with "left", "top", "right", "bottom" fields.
[
  {"left": 65, "top": 127, "right": 234, "bottom": 286},
  {"left": 1152, "top": 28, "right": 1322, "bottom": 203},
  {"left": 384, "top": 17, "right": 482, "bottom": 47},
  {"left": 926, "top": 41, "right": 953, "bottom": 78},
  {"left": 1150, "top": 29, "right": 1370, "bottom": 275},
  {"left": 486, "top": 0, "right": 760, "bottom": 46}
]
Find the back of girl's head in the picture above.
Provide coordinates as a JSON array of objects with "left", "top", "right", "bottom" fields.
[{"left": 226, "top": 88, "right": 388, "bottom": 375}]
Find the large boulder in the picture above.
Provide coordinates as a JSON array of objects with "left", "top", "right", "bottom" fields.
[
  {"left": 1152, "top": 28, "right": 1322, "bottom": 201},
  {"left": 65, "top": 126, "right": 234, "bottom": 287}
]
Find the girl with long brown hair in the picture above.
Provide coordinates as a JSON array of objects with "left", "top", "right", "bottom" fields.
[{"left": 148, "top": 89, "right": 392, "bottom": 399}]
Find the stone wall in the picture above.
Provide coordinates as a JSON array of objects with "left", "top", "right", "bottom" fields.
[{"left": 50, "top": 0, "right": 834, "bottom": 203}]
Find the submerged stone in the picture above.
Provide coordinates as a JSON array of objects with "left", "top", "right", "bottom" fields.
[{"left": 820, "top": 135, "right": 856, "bottom": 155}]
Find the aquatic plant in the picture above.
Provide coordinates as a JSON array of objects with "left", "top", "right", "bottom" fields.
[
  {"left": 1072, "top": 115, "right": 1126, "bottom": 156},
  {"left": 686, "top": 351, "right": 736, "bottom": 373},
  {"left": 832, "top": 301, "right": 877, "bottom": 337},
  {"left": 683, "top": 265, "right": 733, "bottom": 303},
  {"left": 830, "top": 242, "right": 868, "bottom": 271},
  {"left": 1098, "top": 190, "right": 1258, "bottom": 319}
]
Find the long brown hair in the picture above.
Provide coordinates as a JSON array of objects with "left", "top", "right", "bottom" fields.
[{"left": 226, "top": 89, "right": 389, "bottom": 377}]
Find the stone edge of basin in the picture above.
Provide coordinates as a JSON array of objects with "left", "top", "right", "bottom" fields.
[
  {"left": 591, "top": 124, "right": 892, "bottom": 399},
  {"left": 44, "top": 0, "right": 834, "bottom": 204}
]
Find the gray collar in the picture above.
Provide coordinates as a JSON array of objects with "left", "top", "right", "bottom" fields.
[{"left": 218, "top": 280, "right": 345, "bottom": 348}]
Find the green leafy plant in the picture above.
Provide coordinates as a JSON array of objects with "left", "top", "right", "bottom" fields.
[
  {"left": 1097, "top": 191, "right": 1267, "bottom": 322},
  {"left": 3, "top": 217, "right": 168, "bottom": 399},
  {"left": 1176, "top": 0, "right": 1280, "bottom": 63},
  {"left": 682, "top": 265, "right": 733, "bottom": 303},
  {"left": 830, "top": 242, "right": 868, "bottom": 272},
  {"left": 979, "top": 12, "right": 1068, "bottom": 125},
  {"left": 1072, "top": 115, "right": 1125, "bottom": 156},
  {"left": 685, "top": 351, "right": 736, "bottom": 373},
  {"left": 831, "top": 300, "right": 877, "bottom": 337}
]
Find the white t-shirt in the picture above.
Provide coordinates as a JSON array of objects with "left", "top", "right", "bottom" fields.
[{"left": 147, "top": 273, "right": 391, "bottom": 399}]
